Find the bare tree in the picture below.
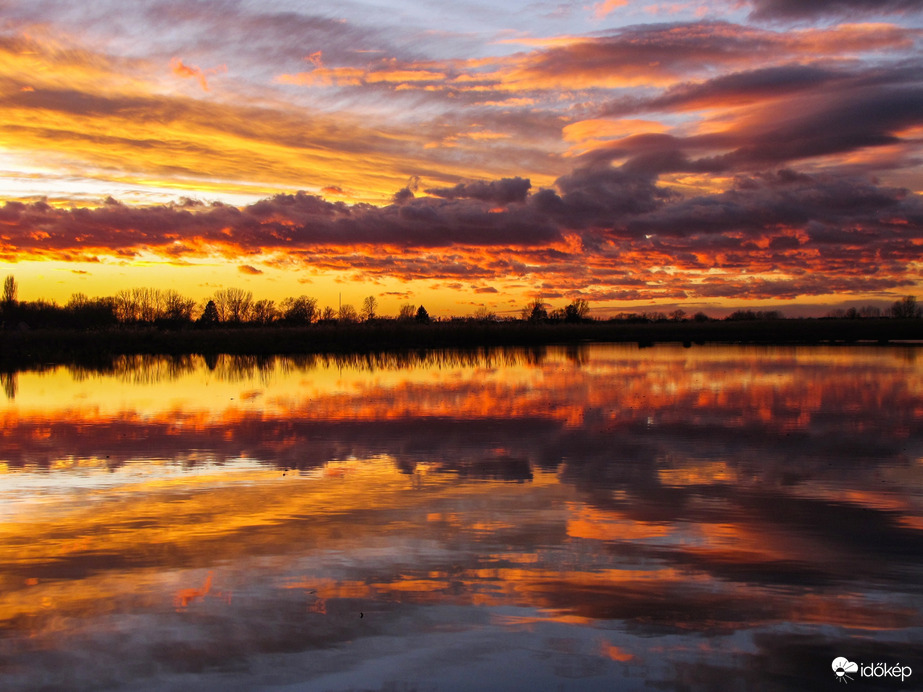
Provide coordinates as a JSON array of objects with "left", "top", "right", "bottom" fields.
[
  {"left": 564, "top": 299, "right": 590, "bottom": 322},
  {"left": 114, "top": 289, "right": 139, "bottom": 322},
  {"left": 282, "top": 296, "right": 317, "bottom": 324},
  {"left": 3, "top": 275, "right": 17, "bottom": 305},
  {"left": 398, "top": 304, "right": 416, "bottom": 321},
  {"left": 522, "top": 297, "right": 548, "bottom": 322},
  {"left": 281, "top": 295, "right": 317, "bottom": 324},
  {"left": 361, "top": 295, "right": 378, "bottom": 321},
  {"left": 162, "top": 289, "right": 196, "bottom": 322},
  {"left": 251, "top": 299, "right": 278, "bottom": 325},
  {"left": 473, "top": 306, "right": 496, "bottom": 322},
  {"left": 338, "top": 303, "right": 357, "bottom": 322},
  {"left": 891, "top": 295, "right": 921, "bottom": 319},
  {"left": 213, "top": 287, "right": 253, "bottom": 323}
]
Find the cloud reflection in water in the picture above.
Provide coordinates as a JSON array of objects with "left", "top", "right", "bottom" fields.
[{"left": 0, "top": 345, "right": 921, "bottom": 691}]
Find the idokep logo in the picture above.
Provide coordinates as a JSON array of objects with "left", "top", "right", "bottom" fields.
[
  {"left": 832, "top": 657, "right": 913, "bottom": 684},
  {"left": 832, "top": 658, "right": 858, "bottom": 683}
]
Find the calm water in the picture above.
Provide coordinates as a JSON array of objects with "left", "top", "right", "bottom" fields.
[{"left": 1, "top": 344, "right": 921, "bottom": 691}]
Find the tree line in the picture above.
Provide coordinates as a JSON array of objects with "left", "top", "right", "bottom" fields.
[
  {"left": 1, "top": 274, "right": 920, "bottom": 330},
  {"left": 0, "top": 276, "right": 580, "bottom": 329}
]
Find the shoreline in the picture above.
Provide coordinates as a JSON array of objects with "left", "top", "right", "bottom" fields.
[{"left": 2, "top": 318, "right": 922, "bottom": 368}]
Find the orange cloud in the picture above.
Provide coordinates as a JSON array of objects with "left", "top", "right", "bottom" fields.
[
  {"left": 170, "top": 57, "right": 227, "bottom": 91},
  {"left": 592, "top": 0, "right": 628, "bottom": 20}
]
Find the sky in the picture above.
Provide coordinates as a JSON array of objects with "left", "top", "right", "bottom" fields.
[{"left": 0, "top": 0, "right": 921, "bottom": 316}]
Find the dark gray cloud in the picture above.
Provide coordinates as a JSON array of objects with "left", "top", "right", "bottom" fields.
[
  {"left": 425, "top": 177, "right": 531, "bottom": 204},
  {"left": 750, "top": 0, "right": 923, "bottom": 20},
  {"left": 591, "top": 61, "right": 923, "bottom": 179},
  {"left": 604, "top": 64, "right": 845, "bottom": 117}
]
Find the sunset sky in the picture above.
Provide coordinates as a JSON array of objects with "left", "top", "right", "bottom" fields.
[{"left": 0, "top": 0, "right": 921, "bottom": 316}]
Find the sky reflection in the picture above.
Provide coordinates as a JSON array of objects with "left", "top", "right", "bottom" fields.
[{"left": 0, "top": 345, "right": 921, "bottom": 691}]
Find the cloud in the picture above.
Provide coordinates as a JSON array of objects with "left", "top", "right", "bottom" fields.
[
  {"left": 592, "top": 0, "right": 628, "bottom": 20},
  {"left": 1, "top": 3, "right": 922, "bottom": 306},
  {"left": 588, "top": 60, "right": 923, "bottom": 178},
  {"left": 2, "top": 161, "right": 921, "bottom": 302},
  {"left": 239, "top": 264, "right": 263, "bottom": 275},
  {"left": 604, "top": 64, "right": 844, "bottom": 116},
  {"left": 749, "top": 0, "right": 923, "bottom": 20},
  {"left": 170, "top": 57, "right": 226, "bottom": 91},
  {"left": 425, "top": 177, "right": 531, "bottom": 204}
]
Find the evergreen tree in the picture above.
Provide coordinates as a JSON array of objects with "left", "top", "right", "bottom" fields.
[
  {"left": 415, "top": 305, "right": 430, "bottom": 323},
  {"left": 198, "top": 299, "right": 219, "bottom": 326}
]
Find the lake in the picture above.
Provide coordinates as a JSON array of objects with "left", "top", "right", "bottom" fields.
[{"left": 1, "top": 344, "right": 921, "bottom": 691}]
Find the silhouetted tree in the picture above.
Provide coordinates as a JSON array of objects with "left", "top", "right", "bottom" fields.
[
  {"left": 162, "top": 290, "right": 196, "bottom": 323},
  {"left": 473, "top": 306, "right": 496, "bottom": 321},
  {"left": 338, "top": 303, "right": 357, "bottom": 322},
  {"left": 3, "top": 275, "right": 16, "bottom": 306},
  {"left": 213, "top": 287, "right": 253, "bottom": 323},
  {"left": 398, "top": 304, "right": 416, "bottom": 321},
  {"left": 670, "top": 309, "right": 686, "bottom": 322},
  {"left": 523, "top": 297, "right": 548, "bottom": 322},
  {"left": 361, "top": 295, "right": 378, "bottom": 321},
  {"left": 198, "top": 299, "right": 219, "bottom": 326},
  {"left": 726, "top": 309, "right": 783, "bottom": 321},
  {"left": 320, "top": 306, "right": 336, "bottom": 322},
  {"left": 251, "top": 299, "right": 278, "bottom": 325},
  {"left": 693, "top": 311, "right": 710, "bottom": 322},
  {"left": 415, "top": 305, "right": 430, "bottom": 323},
  {"left": 890, "top": 295, "right": 921, "bottom": 318},
  {"left": 66, "top": 293, "right": 117, "bottom": 328},
  {"left": 281, "top": 295, "right": 317, "bottom": 324},
  {"left": 563, "top": 299, "right": 590, "bottom": 322}
]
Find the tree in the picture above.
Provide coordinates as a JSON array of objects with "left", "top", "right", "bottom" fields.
[
  {"left": 523, "top": 297, "right": 547, "bottom": 322},
  {"left": 473, "top": 306, "right": 496, "bottom": 322},
  {"left": 670, "top": 309, "right": 686, "bottom": 322},
  {"left": 213, "top": 287, "right": 253, "bottom": 323},
  {"left": 114, "top": 289, "right": 139, "bottom": 322},
  {"left": 251, "top": 299, "right": 278, "bottom": 325},
  {"left": 398, "top": 304, "right": 416, "bottom": 321},
  {"left": 564, "top": 299, "right": 590, "bottom": 322},
  {"left": 3, "top": 275, "right": 17, "bottom": 306},
  {"left": 890, "top": 295, "right": 921, "bottom": 319},
  {"left": 281, "top": 295, "right": 317, "bottom": 324},
  {"left": 320, "top": 306, "right": 336, "bottom": 321},
  {"left": 415, "top": 305, "right": 430, "bottom": 323},
  {"left": 338, "top": 303, "right": 357, "bottom": 322},
  {"left": 64, "top": 293, "right": 117, "bottom": 328},
  {"left": 361, "top": 295, "right": 378, "bottom": 321},
  {"left": 198, "top": 299, "right": 219, "bottom": 326},
  {"left": 162, "top": 290, "right": 196, "bottom": 323}
]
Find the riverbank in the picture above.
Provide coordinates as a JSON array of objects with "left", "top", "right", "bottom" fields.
[{"left": 2, "top": 318, "right": 922, "bottom": 368}]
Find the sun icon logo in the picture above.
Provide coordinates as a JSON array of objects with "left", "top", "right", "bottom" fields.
[{"left": 832, "top": 657, "right": 858, "bottom": 683}]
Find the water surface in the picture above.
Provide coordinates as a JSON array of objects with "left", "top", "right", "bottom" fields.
[{"left": 1, "top": 345, "right": 921, "bottom": 690}]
